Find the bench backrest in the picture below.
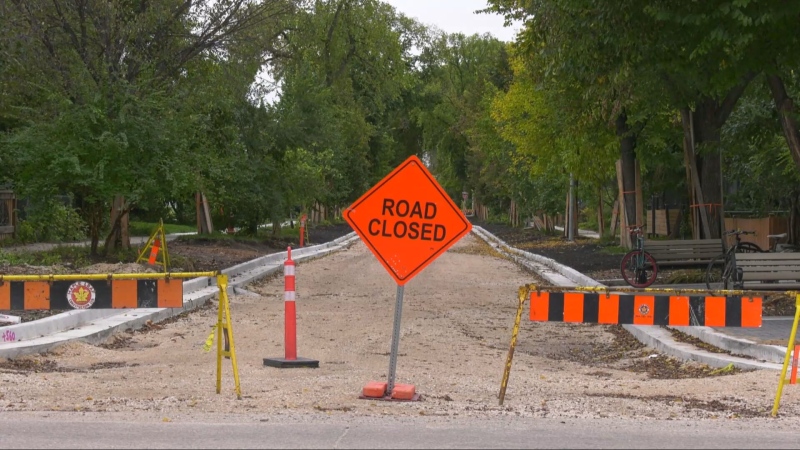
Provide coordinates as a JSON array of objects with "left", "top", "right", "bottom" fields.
[
  {"left": 736, "top": 252, "right": 800, "bottom": 281},
  {"left": 643, "top": 239, "right": 724, "bottom": 263}
]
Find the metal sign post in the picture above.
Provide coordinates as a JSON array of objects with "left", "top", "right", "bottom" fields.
[
  {"left": 386, "top": 284, "right": 405, "bottom": 394},
  {"left": 344, "top": 155, "right": 472, "bottom": 401}
]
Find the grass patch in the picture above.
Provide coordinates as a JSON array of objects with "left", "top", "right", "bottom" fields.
[
  {"left": 0, "top": 245, "right": 141, "bottom": 269},
  {"left": 598, "top": 243, "right": 628, "bottom": 256},
  {"left": 663, "top": 269, "right": 706, "bottom": 284},
  {"left": 129, "top": 221, "right": 196, "bottom": 237}
]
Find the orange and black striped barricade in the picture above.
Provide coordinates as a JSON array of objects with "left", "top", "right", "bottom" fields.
[
  {"left": 0, "top": 271, "right": 241, "bottom": 399},
  {"left": 497, "top": 285, "right": 800, "bottom": 412}
]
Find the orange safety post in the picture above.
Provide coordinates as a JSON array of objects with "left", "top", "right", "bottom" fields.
[
  {"left": 148, "top": 239, "right": 161, "bottom": 265},
  {"left": 284, "top": 247, "right": 297, "bottom": 360},
  {"left": 299, "top": 214, "right": 307, "bottom": 247},
  {"left": 792, "top": 345, "right": 799, "bottom": 385}
]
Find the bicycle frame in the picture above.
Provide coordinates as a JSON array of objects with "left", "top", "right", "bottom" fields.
[{"left": 620, "top": 226, "right": 658, "bottom": 288}]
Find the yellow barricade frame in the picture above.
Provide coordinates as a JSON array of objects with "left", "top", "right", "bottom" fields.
[
  {"left": 0, "top": 271, "right": 241, "bottom": 399},
  {"left": 135, "top": 218, "right": 170, "bottom": 272},
  {"left": 498, "top": 284, "right": 800, "bottom": 418}
]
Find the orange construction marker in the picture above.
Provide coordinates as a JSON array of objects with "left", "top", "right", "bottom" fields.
[{"left": 148, "top": 239, "right": 161, "bottom": 265}]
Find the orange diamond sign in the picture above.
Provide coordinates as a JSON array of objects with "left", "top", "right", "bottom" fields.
[{"left": 344, "top": 155, "right": 472, "bottom": 285}]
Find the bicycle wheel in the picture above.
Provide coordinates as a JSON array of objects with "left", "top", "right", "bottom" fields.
[
  {"left": 736, "top": 242, "right": 763, "bottom": 253},
  {"left": 705, "top": 254, "right": 732, "bottom": 290},
  {"left": 620, "top": 250, "right": 658, "bottom": 288}
]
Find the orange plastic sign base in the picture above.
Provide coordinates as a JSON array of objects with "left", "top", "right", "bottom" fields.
[
  {"left": 362, "top": 381, "right": 388, "bottom": 398},
  {"left": 390, "top": 383, "right": 416, "bottom": 400},
  {"left": 359, "top": 381, "right": 421, "bottom": 402}
]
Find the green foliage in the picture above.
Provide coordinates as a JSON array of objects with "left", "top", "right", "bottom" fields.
[
  {"left": 14, "top": 200, "right": 87, "bottom": 244},
  {"left": 0, "top": 246, "right": 92, "bottom": 268},
  {"left": 5, "top": 0, "right": 800, "bottom": 251}
]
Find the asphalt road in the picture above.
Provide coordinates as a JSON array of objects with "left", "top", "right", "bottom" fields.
[{"left": 1, "top": 413, "right": 798, "bottom": 449}]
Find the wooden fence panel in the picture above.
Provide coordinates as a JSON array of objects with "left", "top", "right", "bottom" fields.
[
  {"left": 0, "top": 190, "right": 16, "bottom": 240},
  {"left": 723, "top": 216, "right": 789, "bottom": 251}
]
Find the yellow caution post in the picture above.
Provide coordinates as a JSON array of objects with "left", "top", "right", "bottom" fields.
[
  {"left": 215, "top": 274, "right": 242, "bottom": 399},
  {"left": 772, "top": 293, "right": 800, "bottom": 417},
  {"left": 136, "top": 218, "right": 170, "bottom": 272}
]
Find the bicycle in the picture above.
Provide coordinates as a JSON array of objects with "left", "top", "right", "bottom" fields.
[
  {"left": 704, "top": 229, "right": 762, "bottom": 290},
  {"left": 768, "top": 233, "right": 800, "bottom": 252},
  {"left": 620, "top": 225, "right": 658, "bottom": 288}
]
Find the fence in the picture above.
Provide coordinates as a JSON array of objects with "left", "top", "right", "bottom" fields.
[
  {"left": 646, "top": 208, "right": 681, "bottom": 237},
  {"left": 309, "top": 202, "right": 343, "bottom": 225},
  {"left": 723, "top": 216, "right": 788, "bottom": 250},
  {"left": 0, "top": 190, "right": 15, "bottom": 241}
]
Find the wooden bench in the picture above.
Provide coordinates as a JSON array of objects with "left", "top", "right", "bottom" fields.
[
  {"left": 735, "top": 252, "right": 800, "bottom": 290},
  {"left": 643, "top": 239, "right": 724, "bottom": 267}
]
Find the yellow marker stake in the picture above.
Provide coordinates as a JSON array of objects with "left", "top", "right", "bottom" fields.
[
  {"left": 215, "top": 274, "right": 242, "bottom": 400},
  {"left": 499, "top": 285, "right": 528, "bottom": 406},
  {"left": 772, "top": 294, "right": 800, "bottom": 417}
]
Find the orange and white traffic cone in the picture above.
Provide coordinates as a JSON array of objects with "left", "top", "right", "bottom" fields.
[{"left": 263, "top": 247, "right": 319, "bottom": 369}]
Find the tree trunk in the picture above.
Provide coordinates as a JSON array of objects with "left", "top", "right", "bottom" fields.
[
  {"left": 681, "top": 75, "right": 754, "bottom": 239},
  {"left": 105, "top": 195, "right": 130, "bottom": 254},
  {"left": 597, "top": 188, "right": 605, "bottom": 237},
  {"left": 681, "top": 108, "right": 711, "bottom": 239},
  {"left": 616, "top": 112, "right": 638, "bottom": 246},
  {"left": 692, "top": 99, "right": 725, "bottom": 238},
  {"left": 87, "top": 201, "right": 104, "bottom": 256},
  {"left": 766, "top": 74, "right": 800, "bottom": 172}
]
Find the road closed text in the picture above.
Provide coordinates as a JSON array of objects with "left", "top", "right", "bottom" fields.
[{"left": 368, "top": 199, "right": 446, "bottom": 241}]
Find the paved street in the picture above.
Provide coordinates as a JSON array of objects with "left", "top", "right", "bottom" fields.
[
  {"left": 1, "top": 413, "right": 799, "bottom": 449},
  {"left": 717, "top": 317, "right": 796, "bottom": 345}
]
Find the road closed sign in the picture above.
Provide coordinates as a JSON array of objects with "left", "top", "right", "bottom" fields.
[{"left": 345, "top": 155, "right": 472, "bottom": 285}]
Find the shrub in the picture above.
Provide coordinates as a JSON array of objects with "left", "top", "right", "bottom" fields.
[{"left": 15, "top": 200, "right": 87, "bottom": 243}]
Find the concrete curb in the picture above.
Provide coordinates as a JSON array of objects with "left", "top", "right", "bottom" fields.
[
  {"left": 0, "top": 232, "right": 359, "bottom": 359},
  {"left": 666, "top": 325, "right": 788, "bottom": 365},
  {"left": 471, "top": 226, "right": 600, "bottom": 287},
  {"left": 470, "top": 226, "right": 784, "bottom": 371},
  {"left": 623, "top": 325, "right": 782, "bottom": 371}
]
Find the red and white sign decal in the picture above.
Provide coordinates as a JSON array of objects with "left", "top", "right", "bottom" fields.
[{"left": 67, "top": 281, "right": 96, "bottom": 309}]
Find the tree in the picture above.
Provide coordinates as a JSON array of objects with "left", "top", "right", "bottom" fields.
[{"left": 1, "top": 0, "right": 294, "bottom": 253}]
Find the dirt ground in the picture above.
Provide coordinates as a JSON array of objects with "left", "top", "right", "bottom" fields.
[{"left": 1, "top": 230, "right": 799, "bottom": 423}]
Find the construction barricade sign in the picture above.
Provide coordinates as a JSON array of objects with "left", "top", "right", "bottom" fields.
[
  {"left": 498, "top": 283, "right": 800, "bottom": 418},
  {"left": 530, "top": 291, "right": 762, "bottom": 327},
  {"left": 0, "top": 271, "right": 241, "bottom": 399},
  {"left": 344, "top": 155, "right": 472, "bottom": 285},
  {"left": 0, "top": 279, "right": 184, "bottom": 310}
]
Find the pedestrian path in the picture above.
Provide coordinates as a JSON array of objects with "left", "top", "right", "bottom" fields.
[
  {"left": 553, "top": 226, "right": 600, "bottom": 239},
  {"left": 722, "top": 317, "right": 794, "bottom": 345}
]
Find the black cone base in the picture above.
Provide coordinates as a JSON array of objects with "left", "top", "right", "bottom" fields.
[{"left": 263, "top": 357, "right": 319, "bottom": 368}]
